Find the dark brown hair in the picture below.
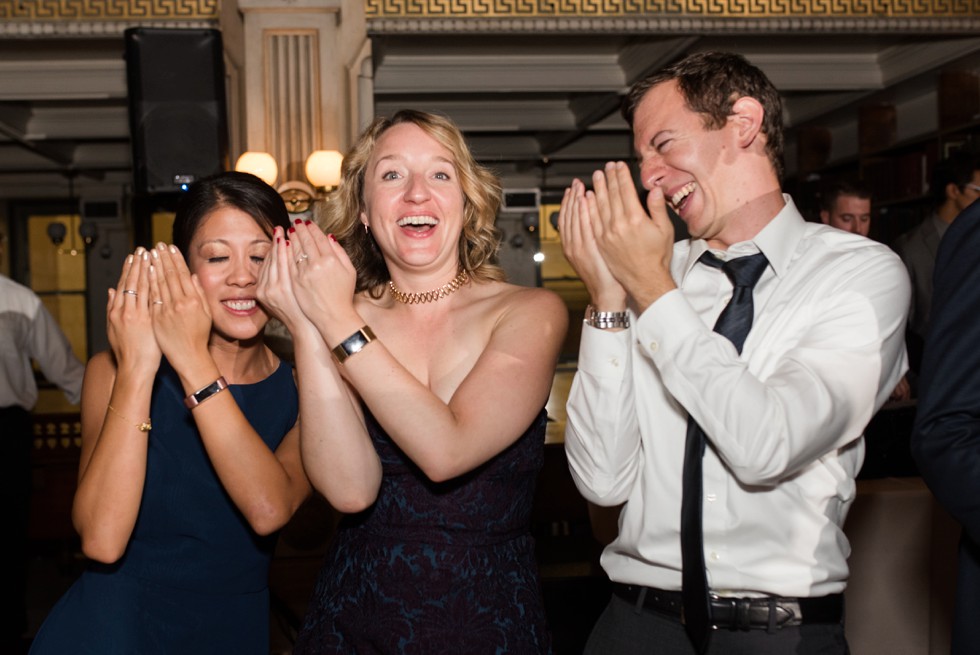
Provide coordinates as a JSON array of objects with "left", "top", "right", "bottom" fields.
[
  {"left": 623, "top": 51, "right": 785, "bottom": 180},
  {"left": 172, "top": 171, "right": 290, "bottom": 258}
]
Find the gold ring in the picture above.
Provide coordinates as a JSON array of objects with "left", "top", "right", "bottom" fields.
[{"left": 152, "top": 300, "right": 164, "bottom": 305}]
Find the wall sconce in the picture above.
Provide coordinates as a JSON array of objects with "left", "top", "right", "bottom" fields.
[
  {"left": 304, "top": 150, "right": 344, "bottom": 192},
  {"left": 234, "top": 149, "right": 343, "bottom": 214},
  {"left": 235, "top": 151, "right": 278, "bottom": 187}
]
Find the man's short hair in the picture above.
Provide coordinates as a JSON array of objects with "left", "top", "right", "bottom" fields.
[
  {"left": 931, "top": 150, "right": 980, "bottom": 206},
  {"left": 820, "top": 180, "right": 872, "bottom": 214},
  {"left": 622, "top": 51, "right": 785, "bottom": 180}
]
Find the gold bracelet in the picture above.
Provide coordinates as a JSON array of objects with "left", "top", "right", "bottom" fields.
[{"left": 107, "top": 403, "right": 152, "bottom": 433}]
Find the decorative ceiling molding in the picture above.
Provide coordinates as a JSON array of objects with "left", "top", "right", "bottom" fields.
[
  {"left": 0, "top": 20, "right": 215, "bottom": 37},
  {"left": 365, "top": 0, "right": 980, "bottom": 19},
  {"left": 0, "top": 0, "right": 218, "bottom": 22},
  {"left": 368, "top": 16, "right": 980, "bottom": 33}
]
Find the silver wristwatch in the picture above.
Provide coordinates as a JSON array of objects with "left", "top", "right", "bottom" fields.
[{"left": 584, "top": 304, "right": 630, "bottom": 330}]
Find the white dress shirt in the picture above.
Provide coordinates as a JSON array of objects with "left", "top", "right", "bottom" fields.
[
  {"left": 565, "top": 197, "right": 910, "bottom": 598},
  {"left": 0, "top": 274, "right": 84, "bottom": 410}
]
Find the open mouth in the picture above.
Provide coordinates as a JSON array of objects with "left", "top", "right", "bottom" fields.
[
  {"left": 396, "top": 215, "right": 438, "bottom": 234},
  {"left": 223, "top": 299, "right": 257, "bottom": 312},
  {"left": 669, "top": 182, "right": 697, "bottom": 213}
]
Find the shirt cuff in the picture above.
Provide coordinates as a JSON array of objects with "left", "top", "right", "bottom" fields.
[
  {"left": 634, "top": 288, "right": 707, "bottom": 364},
  {"left": 577, "top": 321, "right": 632, "bottom": 381}
]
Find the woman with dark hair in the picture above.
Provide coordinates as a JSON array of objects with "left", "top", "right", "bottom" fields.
[
  {"left": 258, "top": 110, "right": 567, "bottom": 653},
  {"left": 30, "top": 171, "right": 311, "bottom": 655}
]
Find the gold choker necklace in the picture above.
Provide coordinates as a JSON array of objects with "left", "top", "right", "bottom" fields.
[{"left": 389, "top": 269, "right": 469, "bottom": 305}]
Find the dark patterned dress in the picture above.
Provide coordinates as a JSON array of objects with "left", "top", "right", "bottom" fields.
[{"left": 295, "top": 408, "right": 553, "bottom": 654}]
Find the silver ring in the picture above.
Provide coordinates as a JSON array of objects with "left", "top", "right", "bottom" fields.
[
  {"left": 152, "top": 300, "right": 164, "bottom": 305},
  {"left": 296, "top": 253, "right": 309, "bottom": 264},
  {"left": 122, "top": 289, "right": 138, "bottom": 296}
]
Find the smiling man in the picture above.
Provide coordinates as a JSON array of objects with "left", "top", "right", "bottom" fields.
[{"left": 559, "top": 51, "right": 910, "bottom": 655}]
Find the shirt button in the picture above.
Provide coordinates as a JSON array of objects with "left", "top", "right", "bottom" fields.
[
  {"left": 710, "top": 552, "right": 720, "bottom": 561},
  {"left": 610, "top": 357, "right": 619, "bottom": 367},
  {"left": 706, "top": 493, "right": 716, "bottom": 502},
  {"left": 648, "top": 341, "right": 659, "bottom": 353}
]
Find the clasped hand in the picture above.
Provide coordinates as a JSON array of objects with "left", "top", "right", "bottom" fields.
[
  {"left": 106, "top": 243, "right": 212, "bottom": 375},
  {"left": 558, "top": 162, "right": 676, "bottom": 313},
  {"left": 257, "top": 221, "right": 358, "bottom": 338}
]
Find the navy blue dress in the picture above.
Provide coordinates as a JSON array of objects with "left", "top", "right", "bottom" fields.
[
  {"left": 294, "top": 408, "right": 553, "bottom": 654},
  {"left": 30, "top": 359, "right": 298, "bottom": 655}
]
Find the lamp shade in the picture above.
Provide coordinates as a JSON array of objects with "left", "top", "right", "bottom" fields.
[
  {"left": 235, "top": 151, "right": 278, "bottom": 187},
  {"left": 305, "top": 150, "right": 343, "bottom": 189}
]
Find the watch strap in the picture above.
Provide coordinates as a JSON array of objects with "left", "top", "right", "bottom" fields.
[
  {"left": 184, "top": 376, "right": 229, "bottom": 409},
  {"left": 585, "top": 304, "right": 630, "bottom": 330},
  {"left": 331, "top": 326, "right": 376, "bottom": 363}
]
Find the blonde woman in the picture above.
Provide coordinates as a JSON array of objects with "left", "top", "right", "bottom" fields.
[{"left": 260, "top": 110, "right": 567, "bottom": 653}]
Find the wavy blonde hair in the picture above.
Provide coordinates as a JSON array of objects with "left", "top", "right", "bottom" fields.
[{"left": 315, "top": 109, "right": 505, "bottom": 296}]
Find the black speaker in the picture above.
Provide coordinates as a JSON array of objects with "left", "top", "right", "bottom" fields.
[{"left": 125, "top": 27, "right": 228, "bottom": 194}]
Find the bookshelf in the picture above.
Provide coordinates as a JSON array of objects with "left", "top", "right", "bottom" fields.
[{"left": 788, "top": 70, "right": 980, "bottom": 246}]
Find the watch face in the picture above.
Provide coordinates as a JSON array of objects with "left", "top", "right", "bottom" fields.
[{"left": 185, "top": 377, "right": 228, "bottom": 408}]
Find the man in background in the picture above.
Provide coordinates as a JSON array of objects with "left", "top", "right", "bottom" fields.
[
  {"left": 0, "top": 229, "right": 85, "bottom": 653},
  {"left": 819, "top": 180, "right": 872, "bottom": 237},
  {"left": 910, "top": 196, "right": 980, "bottom": 655},
  {"left": 894, "top": 151, "right": 980, "bottom": 373}
]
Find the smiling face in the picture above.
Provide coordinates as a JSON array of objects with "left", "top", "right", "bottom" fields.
[
  {"left": 821, "top": 194, "right": 872, "bottom": 236},
  {"left": 633, "top": 80, "right": 740, "bottom": 245},
  {"left": 632, "top": 79, "right": 783, "bottom": 249},
  {"left": 186, "top": 205, "right": 273, "bottom": 345},
  {"left": 359, "top": 122, "right": 465, "bottom": 277}
]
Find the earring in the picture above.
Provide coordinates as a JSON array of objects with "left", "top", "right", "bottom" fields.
[{"left": 363, "top": 223, "right": 369, "bottom": 234}]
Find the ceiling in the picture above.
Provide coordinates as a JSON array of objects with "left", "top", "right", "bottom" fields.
[{"left": 2, "top": 25, "right": 980, "bottom": 205}]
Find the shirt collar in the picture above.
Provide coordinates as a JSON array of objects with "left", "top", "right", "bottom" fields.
[{"left": 681, "top": 194, "right": 804, "bottom": 281}]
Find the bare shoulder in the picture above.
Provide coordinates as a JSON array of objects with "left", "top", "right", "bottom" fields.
[{"left": 485, "top": 282, "right": 568, "bottom": 328}]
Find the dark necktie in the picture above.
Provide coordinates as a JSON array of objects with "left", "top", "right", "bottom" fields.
[{"left": 681, "top": 251, "right": 769, "bottom": 653}]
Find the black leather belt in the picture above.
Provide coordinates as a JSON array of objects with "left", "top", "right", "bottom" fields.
[{"left": 612, "top": 583, "right": 843, "bottom": 631}]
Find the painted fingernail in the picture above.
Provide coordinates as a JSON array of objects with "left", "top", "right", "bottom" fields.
[
  {"left": 276, "top": 237, "right": 281, "bottom": 244},
  {"left": 126, "top": 255, "right": 133, "bottom": 264},
  {"left": 288, "top": 227, "right": 296, "bottom": 234},
  {"left": 169, "top": 245, "right": 178, "bottom": 254},
  {"left": 157, "top": 242, "right": 166, "bottom": 250},
  {"left": 305, "top": 220, "right": 313, "bottom": 226},
  {"left": 294, "top": 218, "right": 303, "bottom": 225},
  {"left": 328, "top": 234, "right": 336, "bottom": 242},
  {"left": 285, "top": 240, "right": 291, "bottom": 246},
  {"left": 151, "top": 248, "right": 159, "bottom": 259}
]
